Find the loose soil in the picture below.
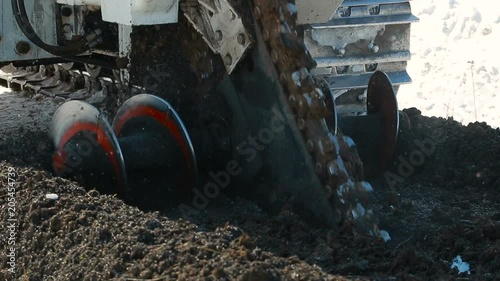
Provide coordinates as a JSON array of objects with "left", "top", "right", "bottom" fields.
[{"left": 1, "top": 91, "right": 499, "bottom": 281}]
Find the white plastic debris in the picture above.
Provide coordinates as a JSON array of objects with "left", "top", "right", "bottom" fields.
[
  {"left": 451, "top": 255, "right": 471, "bottom": 275},
  {"left": 45, "top": 193, "right": 59, "bottom": 200},
  {"left": 379, "top": 230, "right": 391, "bottom": 242}
]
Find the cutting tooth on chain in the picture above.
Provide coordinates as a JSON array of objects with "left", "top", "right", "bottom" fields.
[
  {"left": 280, "top": 72, "right": 289, "bottom": 85},
  {"left": 285, "top": 3, "right": 298, "bottom": 16},
  {"left": 254, "top": 6, "right": 262, "bottom": 19},
  {"left": 262, "top": 29, "right": 270, "bottom": 41},
  {"left": 271, "top": 50, "right": 279, "bottom": 63},
  {"left": 306, "top": 139, "right": 315, "bottom": 152},
  {"left": 327, "top": 161, "right": 337, "bottom": 177},
  {"left": 309, "top": 89, "right": 319, "bottom": 100},
  {"left": 315, "top": 162, "right": 323, "bottom": 175},
  {"left": 360, "top": 181, "right": 374, "bottom": 192},
  {"left": 288, "top": 94, "right": 297, "bottom": 109},
  {"left": 322, "top": 138, "right": 333, "bottom": 153},
  {"left": 291, "top": 70, "right": 301, "bottom": 87},
  {"left": 297, "top": 118, "right": 306, "bottom": 130},
  {"left": 324, "top": 184, "right": 333, "bottom": 199},
  {"left": 296, "top": 95, "right": 309, "bottom": 117}
]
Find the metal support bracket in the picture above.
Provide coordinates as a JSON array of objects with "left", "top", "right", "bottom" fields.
[{"left": 181, "top": 0, "right": 251, "bottom": 74}]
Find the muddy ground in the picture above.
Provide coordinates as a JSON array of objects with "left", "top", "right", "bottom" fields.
[{"left": 0, "top": 90, "right": 499, "bottom": 281}]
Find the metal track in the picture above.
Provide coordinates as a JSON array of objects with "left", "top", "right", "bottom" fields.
[
  {"left": 0, "top": 64, "right": 119, "bottom": 110},
  {"left": 304, "top": 0, "right": 417, "bottom": 98}
]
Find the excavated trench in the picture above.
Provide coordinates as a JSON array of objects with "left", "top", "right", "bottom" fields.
[{"left": 1, "top": 90, "right": 500, "bottom": 280}]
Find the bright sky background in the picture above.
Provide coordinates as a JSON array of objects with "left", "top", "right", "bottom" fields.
[{"left": 398, "top": 0, "right": 500, "bottom": 128}]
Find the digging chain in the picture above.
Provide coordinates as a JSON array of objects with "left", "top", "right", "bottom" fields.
[
  {"left": 254, "top": 0, "right": 380, "bottom": 234},
  {"left": 184, "top": 0, "right": 381, "bottom": 234}
]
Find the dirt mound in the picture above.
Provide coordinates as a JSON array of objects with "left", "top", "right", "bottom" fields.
[
  {"left": 0, "top": 163, "right": 351, "bottom": 280},
  {"left": 1, "top": 106, "right": 499, "bottom": 280}
]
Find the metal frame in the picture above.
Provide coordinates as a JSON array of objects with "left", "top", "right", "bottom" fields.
[
  {"left": 57, "top": 0, "right": 179, "bottom": 25},
  {"left": 0, "top": 0, "right": 58, "bottom": 63},
  {"left": 296, "top": 0, "right": 344, "bottom": 24},
  {"left": 181, "top": 0, "right": 251, "bottom": 74}
]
